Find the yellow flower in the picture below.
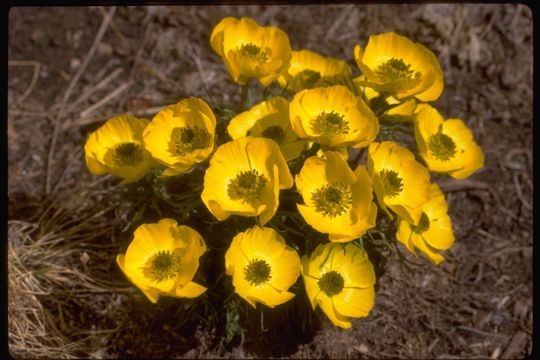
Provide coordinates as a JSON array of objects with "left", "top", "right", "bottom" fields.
[
  {"left": 225, "top": 226, "right": 301, "bottom": 308},
  {"left": 227, "top": 96, "right": 306, "bottom": 161},
  {"left": 116, "top": 218, "right": 207, "bottom": 303},
  {"left": 84, "top": 115, "right": 156, "bottom": 183},
  {"left": 368, "top": 141, "right": 431, "bottom": 224},
  {"left": 354, "top": 32, "right": 444, "bottom": 101},
  {"left": 277, "top": 49, "right": 352, "bottom": 93},
  {"left": 414, "top": 104, "right": 485, "bottom": 179},
  {"left": 201, "top": 137, "right": 293, "bottom": 225},
  {"left": 353, "top": 75, "right": 417, "bottom": 124},
  {"left": 143, "top": 97, "right": 216, "bottom": 177},
  {"left": 302, "top": 243, "right": 376, "bottom": 329},
  {"left": 296, "top": 151, "right": 377, "bottom": 242},
  {"left": 210, "top": 17, "right": 291, "bottom": 87},
  {"left": 396, "top": 184, "right": 455, "bottom": 265},
  {"left": 290, "top": 85, "right": 379, "bottom": 148}
]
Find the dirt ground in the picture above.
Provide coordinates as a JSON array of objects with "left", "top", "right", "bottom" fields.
[{"left": 7, "top": 4, "right": 532, "bottom": 359}]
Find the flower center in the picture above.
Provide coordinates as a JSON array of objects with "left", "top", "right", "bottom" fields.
[
  {"left": 311, "top": 181, "right": 353, "bottom": 217},
  {"left": 428, "top": 131, "right": 457, "bottom": 161},
  {"left": 318, "top": 270, "right": 344, "bottom": 297},
  {"left": 244, "top": 259, "right": 271, "bottom": 286},
  {"left": 113, "top": 143, "right": 144, "bottom": 166},
  {"left": 380, "top": 169, "right": 403, "bottom": 198},
  {"left": 296, "top": 69, "right": 321, "bottom": 88},
  {"left": 376, "top": 58, "right": 420, "bottom": 83},
  {"left": 169, "top": 126, "right": 210, "bottom": 155},
  {"left": 261, "top": 125, "right": 285, "bottom": 142},
  {"left": 227, "top": 169, "right": 267, "bottom": 203},
  {"left": 239, "top": 43, "right": 269, "bottom": 63},
  {"left": 411, "top": 212, "right": 430, "bottom": 234},
  {"left": 146, "top": 250, "right": 181, "bottom": 282},
  {"left": 311, "top": 111, "right": 350, "bottom": 136}
]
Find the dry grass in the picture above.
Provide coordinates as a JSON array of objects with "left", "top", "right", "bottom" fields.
[{"left": 8, "top": 190, "right": 128, "bottom": 358}]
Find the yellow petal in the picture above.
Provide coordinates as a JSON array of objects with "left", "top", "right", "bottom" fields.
[
  {"left": 173, "top": 281, "right": 206, "bottom": 298},
  {"left": 303, "top": 243, "right": 335, "bottom": 279},
  {"left": 251, "top": 285, "right": 295, "bottom": 308},
  {"left": 210, "top": 17, "right": 238, "bottom": 56},
  {"left": 302, "top": 270, "right": 321, "bottom": 310},
  {"left": 412, "top": 235, "right": 445, "bottom": 265},
  {"left": 117, "top": 254, "right": 160, "bottom": 303},
  {"left": 84, "top": 133, "right": 109, "bottom": 175},
  {"left": 246, "top": 137, "right": 293, "bottom": 189},
  {"left": 295, "top": 155, "right": 328, "bottom": 205},
  {"left": 239, "top": 226, "right": 286, "bottom": 260},
  {"left": 298, "top": 204, "right": 354, "bottom": 238},
  {"left": 331, "top": 244, "right": 376, "bottom": 288},
  {"left": 225, "top": 231, "right": 250, "bottom": 275},
  {"left": 333, "top": 287, "right": 375, "bottom": 318},
  {"left": 140, "top": 287, "right": 161, "bottom": 303},
  {"left": 318, "top": 297, "right": 352, "bottom": 329},
  {"left": 324, "top": 151, "right": 356, "bottom": 185},
  {"left": 269, "top": 246, "right": 301, "bottom": 291}
]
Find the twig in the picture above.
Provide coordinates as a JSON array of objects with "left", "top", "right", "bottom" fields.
[
  {"left": 513, "top": 172, "right": 532, "bottom": 211},
  {"left": 188, "top": 44, "right": 216, "bottom": 105},
  {"left": 128, "top": 21, "right": 153, "bottom": 80},
  {"left": 65, "top": 104, "right": 164, "bottom": 129},
  {"left": 62, "top": 67, "right": 124, "bottom": 119},
  {"left": 78, "top": 80, "right": 132, "bottom": 119},
  {"left": 324, "top": 4, "right": 355, "bottom": 41},
  {"left": 437, "top": 178, "right": 505, "bottom": 208},
  {"left": 8, "top": 60, "right": 41, "bottom": 106},
  {"left": 59, "top": 6, "right": 117, "bottom": 112},
  {"left": 510, "top": 4, "right": 523, "bottom": 29},
  {"left": 478, "top": 7, "right": 499, "bottom": 39},
  {"left": 8, "top": 110, "right": 46, "bottom": 117},
  {"left": 46, "top": 6, "right": 116, "bottom": 195}
]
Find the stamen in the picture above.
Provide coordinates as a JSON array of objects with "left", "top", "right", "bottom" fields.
[
  {"left": 244, "top": 259, "right": 271, "bottom": 286},
  {"left": 376, "top": 58, "right": 420, "bottom": 83},
  {"left": 310, "top": 111, "right": 350, "bottom": 136},
  {"left": 145, "top": 250, "right": 181, "bottom": 282},
  {"left": 428, "top": 130, "right": 457, "bottom": 161},
  {"left": 169, "top": 126, "right": 209, "bottom": 155},
  {"left": 238, "top": 43, "right": 269, "bottom": 63},
  {"left": 318, "top": 270, "right": 344, "bottom": 297},
  {"left": 113, "top": 143, "right": 144, "bottom": 166},
  {"left": 379, "top": 169, "right": 403, "bottom": 198},
  {"left": 296, "top": 69, "right": 321, "bottom": 88},
  {"left": 261, "top": 125, "right": 285, "bottom": 142},
  {"left": 411, "top": 212, "right": 430, "bottom": 234},
  {"left": 311, "top": 181, "right": 353, "bottom": 217},
  {"left": 227, "top": 169, "right": 267, "bottom": 203}
]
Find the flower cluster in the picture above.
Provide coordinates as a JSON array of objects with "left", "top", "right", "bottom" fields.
[{"left": 84, "top": 17, "right": 484, "bottom": 330}]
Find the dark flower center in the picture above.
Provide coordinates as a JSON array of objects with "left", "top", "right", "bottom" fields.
[
  {"left": 376, "top": 57, "right": 420, "bottom": 83},
  {"left": 311, "top": 111, "right": 350, "bottom": 136},
  {"left": 244, "top": 259, "right": 271, "bottom": 286},
  {"left": 170, "top": 126, "right": 209, "bottom": 155},
  {"left": 227, "top": 169, "right": 267, "bottom": 203},
  {"left": 261, "top": 125, "right": 285, "bottom": 142},
  {"left": 428, "top": 130, "right": 457, "bottom": 161},
  {"left": 380, "top": 169, "right": 403, "bottom": 198},
  {"left": 311, "top": 181, "right": 353, "bottom": 217},
  {"left": 114, "top": 143, "right": 144, "bottom": 166},
  {"left": 318, "top": 270, "right": 345, "bottom": 297}
]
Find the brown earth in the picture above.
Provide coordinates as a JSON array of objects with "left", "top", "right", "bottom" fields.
[{"left": 8, "top": 4, "right": 532, "bottom": 359}]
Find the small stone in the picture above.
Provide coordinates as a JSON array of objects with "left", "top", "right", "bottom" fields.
[
  {"left": 31, "top": 29, "right": 45, "bottom": 43},
  {"left": 355, "top": 344, "right": 369, "bottom": 354},
  {"left": 97, "top": 43, "right": 113, "bottom": 56},
  {"left": 70, "top": 58, "right": 81, "bottom": 69}
]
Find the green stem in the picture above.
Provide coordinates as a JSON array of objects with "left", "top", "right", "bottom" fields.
[{"left": 240, "top": 82, "right": 250, "bottom": 111}]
